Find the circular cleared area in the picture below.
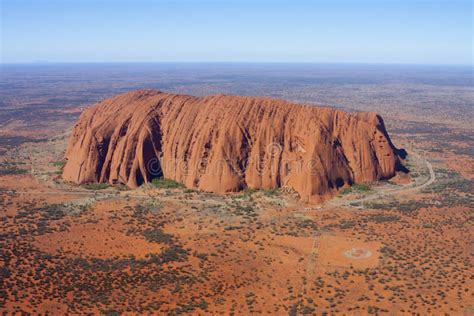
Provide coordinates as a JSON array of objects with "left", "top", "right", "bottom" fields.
[{"left": 343, "top": 247, "right": 372, "bottom": 259}]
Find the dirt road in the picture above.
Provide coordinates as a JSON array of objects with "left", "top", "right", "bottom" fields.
[{"left": 327, "top": 155, "right": 435, "bottom": 208}]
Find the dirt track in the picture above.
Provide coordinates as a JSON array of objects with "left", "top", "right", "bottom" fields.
[
  {"left": 327, "top": 153, "right": 435, "bottom": 208},
  {"left": 297, "top": 153, "right": 436, "bottom": 309}
]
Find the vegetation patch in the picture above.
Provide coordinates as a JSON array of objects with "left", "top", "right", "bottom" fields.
[
  {"left": 366, "top": 200, "right": 430, "bottom": 213},
  {"left": 82, "top": 183, "right": 110, "bottom": 190},
  {"left": 337, "top": 220, "right": 357, "bottom": 229},
  {"left": 235, "top": 188, "right": 256, "bottom": 199},
  {"left": 50, "top": 160, "right": 67, "bottom": 168},
  {"left": 149, "top": 245, "right": 189, "bottom": 264},
  {"left": 263, "top": 188, "right": 279, "bottom": 197},
  {"left": 143, "top": 228, "right": 174, "bottom": 245},
  {"left": 151, "top": 178, "right": 184, "bottom": 189},
  {"left": 234, "top": 203, "right": 257, "bottom": 217},
  {"left": 0, "top": 162, "right": 28, "bottom": 175},
  {"left": 364, "top": 214, "right": 401, "bottom": 223},
  {"left": 340, "top": 183, "right": 372, "bottom": 195},
  {"left": 173, "top": 298, "right": 208, "bottom": 314},
  {"left": 0, "top": 135, "right": 47, "bottom": 148},
  {"left": 36, "top": 204, "right": 67, "bottom": 220}
]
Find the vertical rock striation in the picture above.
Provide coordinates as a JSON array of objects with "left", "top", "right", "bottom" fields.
[{"left": 63, "top": 90, "right": 404, "bottom": 202}]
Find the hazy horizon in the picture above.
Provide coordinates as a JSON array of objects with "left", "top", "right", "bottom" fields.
[{"left": 2, "top": 61, "right": 473, "bottom": 67}]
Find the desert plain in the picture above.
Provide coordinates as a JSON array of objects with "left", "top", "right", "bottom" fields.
[{"left": 0, "top": 63, "right": 472, "bottom": 315}]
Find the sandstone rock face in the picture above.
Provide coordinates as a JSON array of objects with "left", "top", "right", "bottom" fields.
[{"left": 63, "top": 90, "right": 404, "bottom": 202}]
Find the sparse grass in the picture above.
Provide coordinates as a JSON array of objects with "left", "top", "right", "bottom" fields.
[
  {"left": 82, "top": 183, "right": 110, "bottom": 190},
  {"left": 224, "top": 225, "right": 243, "bottom": 231},
  {"left": 353, "top": 183, "right": 372, "bottom": 192},
  {"left": 0, "top": 162, "right": 28, "bottom": 175},
  {"left": 263, "top": 188, "right": 279, "bottom": 197},
  {"left": 365, "top": 214, "right": 401, "bottom": 223},
  {"left": 340, "top": 188, "right": 352, "bottom": 195},
  {"left": 37, "top": 203, "right": 66, "bottom": 220},
  {"left": 340, "top": 183, "right": 372, "bottom": 195},
  {"left": 0, "top": 135, "right": 47, "bottom": 148},
  {"left": 102, "top": 309, "right": 121, "bottom": 316},
  {"left": 50, "top": 160, "right": 66, "bottom": 168},
  {"left": 143, "top": 228, "right": 174, "bottom": 244},
  {"left": 235, "top": 188, "right": 256, "bottom": 199},
  {"left": 151, "top": 178, "right": 184, "bottom": 189},
  {"left": 115, "top": 184, "right": 129, "bottom": 191},
  {"left": 338, "top": 220, "right": 356, "bottom": 229},
  {"left": 0, "top": 167, "right": 28, "bottom": 175},
  {"left": 234, "top": 203, "right": 257, "bottom": 217},
  {"left": 193, "top": 252, "right": 208, "bottom": 260}
]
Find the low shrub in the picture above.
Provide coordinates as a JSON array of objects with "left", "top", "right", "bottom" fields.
[
  {"left": 151, "top": 178, "right": 184, "bottom": 189},
  {"left": 82, "top": 183, "right": 110, "bottom": 190}
]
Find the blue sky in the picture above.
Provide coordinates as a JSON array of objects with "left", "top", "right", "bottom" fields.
[{"left": 1, "top": 0, "right": 472, "bottom": 64}]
